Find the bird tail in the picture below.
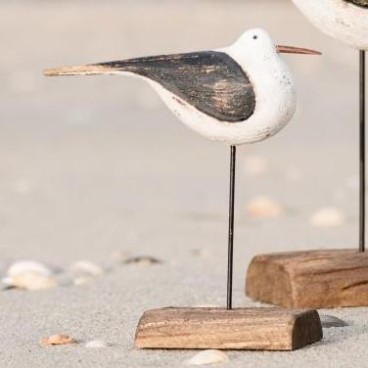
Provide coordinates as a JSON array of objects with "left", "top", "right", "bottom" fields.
[{"left": 44, "top": 63, "right": 124, "bottom": 77}]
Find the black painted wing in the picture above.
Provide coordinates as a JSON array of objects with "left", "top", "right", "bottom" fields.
[
  {"left": 344, "top": 0, "right": 368, "bottom": 8},
  {"left": 98, "top": 51, "right": 256, "bottom": 122}
]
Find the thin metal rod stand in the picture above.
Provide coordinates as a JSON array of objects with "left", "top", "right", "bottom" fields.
[
  {"left": 360, "top": 50, "right": 366, "bottom": 252},
  {"left": 227, "top": 145, "right": 236, "bottom": 309}
]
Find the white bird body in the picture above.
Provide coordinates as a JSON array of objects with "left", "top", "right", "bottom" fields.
[
  {"left": 45, "top": 28, "right": 319, "bottom": 146},
  {"left": 291, "top": 0, "right": 368, "bottom": 50},
  {"left": 149, "top": 30, "right": 296, "bottom": 145}
]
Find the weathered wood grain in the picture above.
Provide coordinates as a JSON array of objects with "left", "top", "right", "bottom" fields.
[
  {"left": 246, "top": 249, "right": 368, "bottom": 308},
  {"left": 134, "top": 307, "right": 322, "bottom": 350}
]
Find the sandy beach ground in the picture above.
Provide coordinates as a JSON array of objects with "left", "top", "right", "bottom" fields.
[{"left": 0, "top": 0, "right": 367, "bottom": 366}]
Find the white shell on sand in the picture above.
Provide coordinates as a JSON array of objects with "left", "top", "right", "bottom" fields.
[
  {"left": 187, "top": 350, "right": 228, "bottom": 366},
  {"left": 7, "top": 261, "right": 52, "bottom": 277},
  {"left": 320, "top": 314, "right": 348, "bottom": 328},
  {"left": 2, "top": 261, "right": 57, "bottom": 290},
  {"left": 85, "top": 340, "right": 108, "bottom": 348},
  {"left": 70, "top": 261, "right": 104, "bottom": 276},
  {"left": 310, "top": 207, "right": 346, "bottom": 228},
  {"left": 2, "top": 273, "right": 57, "bottom": 290},
  {"left": 246, "top": 196, "right": 284, "bottom": 218},
  {"left": 69, "top": 261, "right": 103, "bottom": 286}
]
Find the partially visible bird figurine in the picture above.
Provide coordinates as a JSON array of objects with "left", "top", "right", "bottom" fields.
[
  {"left": 291, "top": 0, "right": 368, "bottom": 50},
  {"left": 291, "top": 0, "right": 367, "bottom": 252},
  {"left": 44, "top": 28, "right": 320, "bottom": 309}
]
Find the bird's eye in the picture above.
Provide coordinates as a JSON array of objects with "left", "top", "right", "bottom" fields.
[{"left": 253, "top": 35, "right": 258, "bottom": 40}]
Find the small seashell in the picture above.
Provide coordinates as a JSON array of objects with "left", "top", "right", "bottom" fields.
[
  {"left": 2, "top": 273, "right": 57, "bottom": 290},
  {"left": 310, "top": 207, "right": 346, "bottom": 228},
  {"left": 244, "top": 156, "right": 268, "bottom": 176},
  {"left": 7, "top": 261, "right": 52, "bottom": 278},
  {"left": 85, "top": 340, "right": 108, "bottom": 348},
  {"left": 3, "top": 261, "right": 56, "bottom": 290},
  {"left": 246, "top": 196, "right": 284, "bottom": 218},
  {"left": 124, "top": 256, "right": 162, "bottom": 266},
  {"left": 319, "top": 314, "right": 349, "bottom": 328},
  {"left": 187, "top": 350, "right": 228, "bottom": 365},
  {"left": 40, "top": 334, "right": 76, "bottom": 346},
  {"left": 70, "top": 261, "right": 104, "bottom": 276}
]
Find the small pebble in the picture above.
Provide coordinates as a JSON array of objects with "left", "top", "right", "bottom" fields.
[
  {"left": 320, "top": 314, "right": 349, "bottom": 328},
  {"left": 310, "top": 207, "right": 346, "bottom": 228},
  {"left": 244, "top": 156, "right": 268, "bottom": 176},
  {"left": 40, "top": 334, "right": 76, "bottom": 346},
  {"left": 124, "top": 256, "right": 162, "bottom": 266},
  {"left": 246, "top": 196, "right": 284, "bottom": 218},
  {"left": 85, "top": 340, "right": 108, "bottom": 348},
  {"left": 187, "top": 350, "right": 228, "bottom": 366}
]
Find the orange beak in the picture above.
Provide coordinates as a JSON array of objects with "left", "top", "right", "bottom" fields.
[{"left": 276, "top": 45, "right": 321, "bottom": 56}]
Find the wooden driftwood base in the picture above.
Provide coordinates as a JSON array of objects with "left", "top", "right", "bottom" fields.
[
  {"left": 246, "top": 249, "right": 368, "bottom": 308},
  {"left": 134, "top": 307, "right": 322, "bottom": 350}
]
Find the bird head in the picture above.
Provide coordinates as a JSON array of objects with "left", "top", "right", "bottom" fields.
[{"left": 228, "top": 28, "right": 320, "bottom": 68}]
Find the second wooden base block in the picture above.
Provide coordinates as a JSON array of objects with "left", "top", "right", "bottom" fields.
[
  {"left": 246, "top": 249, "right": 368, "bottom": 308},
  {"left": 135, "top": 307, "right": 322, "bottom": 350}
]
